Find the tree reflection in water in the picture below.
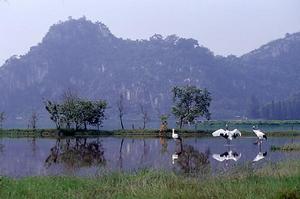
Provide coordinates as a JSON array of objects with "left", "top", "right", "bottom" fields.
[
  {"left": 159, "top": 137, "right": 168, "bottom": 154},
  {"left": 45, "top": 138, "right": 106, "bottom": 169},
  {"left": 176, "top": 144, "right": 210, "bottom": 175}
]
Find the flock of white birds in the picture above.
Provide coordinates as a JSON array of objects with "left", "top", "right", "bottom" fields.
[{"left": 171, "top": 125, "right": 268, "bottom": 165}]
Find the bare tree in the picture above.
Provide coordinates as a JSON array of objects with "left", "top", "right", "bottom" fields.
[
  {"left": 0, "top": 112, "right": 5, "bottom": 129},
  {"left": 139, "top": 103, "right": 150, "bottom": 129},
  {"left": 28, "top": 111, "right": 38, "bottom": 130},
  {"left": 117, "top": 94, "right": 126, "bottom": 129}
]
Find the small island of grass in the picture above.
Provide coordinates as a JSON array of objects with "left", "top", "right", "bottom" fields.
[{"left": 271, "top": 143, "right": 300, "bottom": 151}]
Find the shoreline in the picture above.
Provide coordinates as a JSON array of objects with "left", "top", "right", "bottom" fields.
[{"left": 0, "top": 128, "right": 300, "bottom": 138}]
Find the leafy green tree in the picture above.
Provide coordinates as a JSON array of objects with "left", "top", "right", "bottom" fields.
[
  {"left": 78, "top": 100, "right": 94, "bottom": 130},
  {"left": 89, "top": 100, "right": 107, "bottom": 130},
  {"left": 60, "top": 91, "right": 81, "bottom": 129},
  {"left": 172, "top": 85, "right": 211, "bottom": 129},
  {"left": 45, "top": 95, "right": 107, "bottom": 130},
  {"left": 45, "top": 101, "right": 63, "bottom": 129}
]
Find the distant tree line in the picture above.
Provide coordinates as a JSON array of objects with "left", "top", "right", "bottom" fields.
[
  {"left": 43, "top": 85, "right": 211, "bottom": 130},
  {"left": 247, "top": 93, "right": 300, "bottom": 120},
  {"left": 0, "top": 85, "right": 211, "bottom": 131}
]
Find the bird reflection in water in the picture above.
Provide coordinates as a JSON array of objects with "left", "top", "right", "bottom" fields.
[
  {"left": 45, "top": 138, "right": 106, "bottom": 169},
  {"left": 212, "top": 145, "right": 241, "bottom": 168},
  {"left": 172, "top": 138, "right": 183, "bottom": 164},
  {"left": 212, "top": 151, "right": 241, "bottom": 162},
  {"left": 253, "top": 142, "right": 267, "bottom": 162}
]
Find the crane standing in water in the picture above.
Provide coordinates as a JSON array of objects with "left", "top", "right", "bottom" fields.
[{"left": 252, "top": 126, "right": 267, "bottom": 144}]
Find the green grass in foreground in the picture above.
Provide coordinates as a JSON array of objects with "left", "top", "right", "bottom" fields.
[
  {"left": 1, "top": 161, "right": 300, "bottom": 199},
  {"left": 271, "top": 143, "right": 300, "bottom": 151}
]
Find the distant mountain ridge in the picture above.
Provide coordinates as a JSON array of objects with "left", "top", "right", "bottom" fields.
[{"left": 1, "top": 17, "right": 300, "bottom": 127}]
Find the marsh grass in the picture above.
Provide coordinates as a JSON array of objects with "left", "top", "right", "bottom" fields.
[
  {"left": 1, "top": 128, "right": 300, "bottom": 139},
  {"left": 271, "top": 143, "right": 300, "bottom": 151},
  {"left": 0, "top": 160, "right": 300, "bottom": 199}
]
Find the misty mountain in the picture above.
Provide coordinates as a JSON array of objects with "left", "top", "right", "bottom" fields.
[{"left": 1, "top": 17, "right": 300, "bottom": 127}]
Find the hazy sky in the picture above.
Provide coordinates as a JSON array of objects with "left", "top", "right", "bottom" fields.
[{"left": 1, "top": 0, "right": 300, "bottom": 65}]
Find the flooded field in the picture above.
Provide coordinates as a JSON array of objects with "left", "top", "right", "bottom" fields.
[{"left": 0, "top": 136, "right": 299, "bottom": 178}]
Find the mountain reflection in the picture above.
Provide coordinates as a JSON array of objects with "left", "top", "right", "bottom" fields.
[{"left": 45, "top": 138, "right": 106, "bottom": 169}]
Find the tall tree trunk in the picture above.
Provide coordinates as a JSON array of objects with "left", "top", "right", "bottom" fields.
[
  {"left": 143, "top": 119, "right": 146, "bottom": 129},
  {"left": 120, "top": 115, "right": 124, "bottom": 129},
  {"left": 179, "top": 118, "right": 183, "bottom": 129}
]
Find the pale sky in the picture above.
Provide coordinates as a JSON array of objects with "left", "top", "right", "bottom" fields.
[{"left": 1, "top": 0, "right": 300, "bottom": 65}]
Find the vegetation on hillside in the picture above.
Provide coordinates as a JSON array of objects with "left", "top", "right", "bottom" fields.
[{"left": 1, "top": 17, "right": 300, "bottom": 122}]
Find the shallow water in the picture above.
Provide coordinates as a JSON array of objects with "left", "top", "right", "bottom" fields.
[{"left": 0, "top": 136, "right": 299, "bottom": 177}]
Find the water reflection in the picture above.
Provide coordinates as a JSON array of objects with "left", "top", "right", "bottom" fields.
[
  {"left": 45, "top": 138, "right": 106, "bottom": 169},
  {"left": 0, "top": 143, "right": 3, "bottom": 153},
  {"left": 177, "top": 145, "right": 210, "bottom": 174},
  {"left": 159, "top": 138, "right": 168, "bottom": 154},
  {"left": 171, "top": 138, "right": 183, "bottom": 164},
  {"left": 253, "top": 144, "right": 267, "bottom": 162},
  {"left": 118, "top": 138, "right": 124, "bottom": 170},
  {"left": 0, "top": 137, "right": 298, "bottom": 177},
  {"left": 212, "top": 151, "right": 241, "bottom": 162},
  {"left": 172, "top": 139, "right": 210, "bottom": 174}
]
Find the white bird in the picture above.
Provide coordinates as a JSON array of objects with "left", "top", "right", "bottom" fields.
[
  {"left": 212, "top": 151, "right": 241, "bottom": 162},
  {"left": 172, "top": 128, "right": 179, "bottom": 139},
  {"left": 252, "top": 126, "right": 267, "bottom": 142},
  {"left": 253, "top": 151, "right": 267, "bottom": 162},
  {"left": 212, "top": 125, "right": 241, "bottom": 141}
]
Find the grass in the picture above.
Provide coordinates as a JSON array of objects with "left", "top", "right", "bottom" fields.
[
  {"left": 1, "top": 127, "right": 300, "bottom": 139},
  {"left": 271, "top": 143, "right": 300, "bottom": 151},
  {"left": 197, "top": 120, "right": 300, "bottom": 133},
  {"left": 1, "top": 161, "right": 300, "bottom": 199},
  {"left": 0, "top": 128, "right": 212, "bottom": 138}
]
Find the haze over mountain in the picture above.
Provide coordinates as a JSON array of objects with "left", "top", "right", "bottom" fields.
[{"left": 1, "top": 17, "right": 300, "bottom": 128}]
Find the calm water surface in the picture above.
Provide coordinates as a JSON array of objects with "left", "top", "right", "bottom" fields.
[{"left": 0, "top": 136, "right": 299, "bottom": 177}]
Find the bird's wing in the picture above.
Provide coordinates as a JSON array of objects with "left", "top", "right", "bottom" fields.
[
  {"left": 212, "top": 129, "right": 226, "bottom": 137},
  {"left": 220, "top": 151, "right": 229, "bottom": 157},
  {"left": 230, "top": 129, "right": 241, "bottom": 137},
  {"left": 253, "top": 129, "right": 264, "bottom": 137},
  {"left": 212, "top": 154, "right": 225, "bottom": 162},
  {"left": 231, "top": 153, "right": 241, "bottom": 161}
]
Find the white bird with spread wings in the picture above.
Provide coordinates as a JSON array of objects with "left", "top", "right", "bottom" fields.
[{"left": 212, "top": 124, "right": 241, "bottom": 140}]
